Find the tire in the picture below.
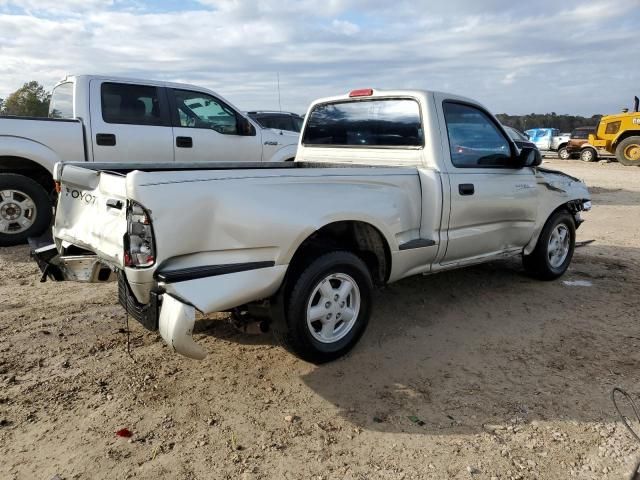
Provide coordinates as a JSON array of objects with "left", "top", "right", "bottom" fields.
[
  {"left": 557, "top": 146, "right": 570, "bottom": 160},
  {"left": 523, "top": 210, "right": 576, "bottom": 280},
  {"left": 580, "top": 147, "right": 597, "bottom": 162},
  {"left": 276, "top": 251, "right": 373, "bottom": 363},
  {"left": 0, "top": 173, "right": 52, "bottom": 247},
  {"left": 615, "top": 136, "right": 640, "bottom": 166}
]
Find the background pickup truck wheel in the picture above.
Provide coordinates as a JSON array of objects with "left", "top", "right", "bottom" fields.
[
  {"left": 580, "top": 147, "right": 597, "bottom": 162},
  {"left": 279, "top": 251, "right": 373, "bottom": 363},
  {"left": 557, "top": 147, "right": 570, "bottom": 160},
  {"left": 0, "top": 173, "right": 52, "bottom": 247},
  {"left": 523, "top": 211, "right": 576, "bottom": 280},
  {"left": 615, "top": 136, "right": 640, "bottom": 166}
]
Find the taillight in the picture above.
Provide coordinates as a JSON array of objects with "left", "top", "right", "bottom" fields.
[{"left": 124, "top": 201, "right": 155, "bottom": 267}]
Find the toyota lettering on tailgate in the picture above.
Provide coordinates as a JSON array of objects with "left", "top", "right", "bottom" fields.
[{"left": 64, "top": 187, "right": 97, "bottom": 206}]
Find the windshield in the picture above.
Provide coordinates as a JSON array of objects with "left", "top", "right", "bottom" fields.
[
  {"left": 249, "top": 113, "right": 302, "bottom": 133},
  {"left": 525, "top": 128, "right": 552, "bottom": 140},
  {"left": 504, "top": 126, "right": 527, "bottom": 142},
  {"left": 571, "top": 129, "right": 593, "bottom": 139}
]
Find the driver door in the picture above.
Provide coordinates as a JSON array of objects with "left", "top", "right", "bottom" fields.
[
  {"left": 439, "top": 99, "right": 539, "bottom": 264},
  {"left": 168, "top": 89, "right": 262, "bottom": 163}
]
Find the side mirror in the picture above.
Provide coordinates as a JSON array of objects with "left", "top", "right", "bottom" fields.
[
  {"left": 238, "top": 116, "right": 256, "bottom": 136},
  {"left": 517, "top": 146, "right": 542, "bottom": 167}
]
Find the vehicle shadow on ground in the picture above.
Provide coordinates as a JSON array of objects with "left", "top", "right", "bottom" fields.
[{"left": 298, "top": 244, "right": 640, "bottom": 435}]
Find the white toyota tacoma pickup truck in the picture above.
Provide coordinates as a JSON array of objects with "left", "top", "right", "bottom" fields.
[
  {"left": 0, "top": 75, "right": 298, "bottom": 246},
  {"left": 33, "top": 88, "right": 591, "bottom": 363}
]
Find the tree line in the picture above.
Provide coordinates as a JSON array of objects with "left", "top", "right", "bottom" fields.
[
  {"left": 496, "top": 112, "right": 603, "bottom": 133},
  {"left": 0, "top": 80, "right": 607, "bottom": 131}
]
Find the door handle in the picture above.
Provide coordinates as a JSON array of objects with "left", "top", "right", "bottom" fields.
[
  {"left": 96, "top": 133, "right": 116, "bottom": 146},
  {"left": 459, "top": 183, "right": 475, "bottom": 195},
  {"left": 176, "top": 136, "right": 193, "bottom": 148}
]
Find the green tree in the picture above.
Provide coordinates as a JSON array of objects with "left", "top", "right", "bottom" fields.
[{"left": 1, "top": 81, "right": 50, "bottom": 117}]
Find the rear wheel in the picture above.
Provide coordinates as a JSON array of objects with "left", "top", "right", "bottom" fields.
[
  {"left": 0, "top": 173, "right": 52, "bottom": 247},
  {"left": 580, "top": 147, "right": 597, "bottom": 162},
  {"left": 615, "top": 136, "right": 640, "bottom": 166},
  {"left": 523, "top": 211, "right": 576, "bottom": 280},
  {"left": 557, "top": 146, "right": 570, "bottom": 160},
  {"left": 276, "top": 251, "right": 373, "bottom": 363}
]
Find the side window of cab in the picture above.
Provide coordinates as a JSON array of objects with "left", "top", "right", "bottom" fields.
[
  {"left": 443, "top": 101, "right": 513, "bottom": 168},
  {"left": 171, "top": 89, "right": 239, "bottom": 135}
]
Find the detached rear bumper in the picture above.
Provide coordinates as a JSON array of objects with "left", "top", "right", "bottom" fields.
[
  {"left": 31, "top": 242, "right": 285, "bottom": 361},
  {"left": 118, "top": 273, "right": 205, "bottom": 359}
]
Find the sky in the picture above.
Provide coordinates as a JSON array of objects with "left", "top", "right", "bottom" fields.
[{"left": 0, "top": 0, "right": 638, "bottom": 116}]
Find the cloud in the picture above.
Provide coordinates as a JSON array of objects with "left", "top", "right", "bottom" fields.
[
  {"left": 0, "top": 0, "right": 638, "bottom": 115},
  {"left": 330, "top": 19, "right": 360, "bottom": 36}
]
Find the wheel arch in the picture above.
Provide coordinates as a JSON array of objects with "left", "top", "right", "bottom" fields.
[
  {"left": 0, "top": 156, "right": 55, "bottom": 192},
  {"left": 285, "top": 220, "right": 392, "bottom": 288},
  {"left": 579, "top": 142, "right": 596, "bottom": 150},
  {"left": 613, "top": 130, "right": 640, "bottom": 149},
  {"left": 264, "top": 144, "right": 298, "bottom": 163},
  {"left": 524, "top": 201, "right": 584, "bottom": 255}
]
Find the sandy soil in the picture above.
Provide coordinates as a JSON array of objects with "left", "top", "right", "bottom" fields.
[{"left": 1, "top": 159, "right": 640, "bottom": 480}]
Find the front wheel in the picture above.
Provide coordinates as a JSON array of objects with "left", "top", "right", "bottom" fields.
[
  {"left": 580, "top": 147, "right": 597, "bottom": 162},
  {"left": 615, "top": 136, "right": 640, "bottom": 166},
  {"left": 523, "top": 211, "right": 576, "bottom": 280},
  {"left": 277, "top": 251, "right": 373, "bottom": 363},
  {"left": 0, "top": 173, "right": 52, "bottom": 247},
  {"left": 557, "top": 147, "right": 570, "bottom": 160}
]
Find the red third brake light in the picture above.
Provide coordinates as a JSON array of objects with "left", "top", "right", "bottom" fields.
[{"left": 349, "top": 88, "right": 373, "bottom": 97}]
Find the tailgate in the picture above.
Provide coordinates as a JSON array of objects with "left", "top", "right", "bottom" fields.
[{"left": 53, "top": 164, "right": 128, "bottom": 268}]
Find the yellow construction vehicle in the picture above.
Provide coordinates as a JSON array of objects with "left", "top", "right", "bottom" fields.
[{"left": 585, "top": 96, "right": 640, "bottom": 166}]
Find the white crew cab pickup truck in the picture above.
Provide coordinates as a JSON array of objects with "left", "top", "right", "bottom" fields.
[
  {"left": 33, "top": 88, "right": 591, "bottom": 363},
  {"left": 0, "top": 75, "right": 298, "bottom": 246}
]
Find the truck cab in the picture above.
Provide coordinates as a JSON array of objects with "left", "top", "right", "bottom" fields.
[{"left": 49, "top": 75, "right": 298, "bottom": 165}]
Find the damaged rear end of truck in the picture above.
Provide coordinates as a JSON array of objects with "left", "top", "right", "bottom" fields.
[
  {"left": 31, "top": 162, "right": 194, "bottom": 354},
  {"left": 33, "top": 159, "right": 418, "bottom": 362}
]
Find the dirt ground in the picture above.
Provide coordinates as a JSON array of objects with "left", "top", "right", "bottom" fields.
[{"left": 1, "top": 159, "right": 640, "bottom": 480}]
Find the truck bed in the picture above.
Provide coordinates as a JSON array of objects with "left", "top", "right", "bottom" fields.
[
  {"left": 1, "top": 116, "right": 86, "bottom": 164},
  {"left": 60, "top": 161, "right": 398, "bottom": 175}
]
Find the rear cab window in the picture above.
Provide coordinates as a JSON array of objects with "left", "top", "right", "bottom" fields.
[
  {"left": 101, "top": 82, "right": 167, "bottom": 126},
  {"left": 49, "top": 82, "right": 74, "bottom": 119},
  {"left": 302, "top": 98, "right": 423, "bottom": 147}
]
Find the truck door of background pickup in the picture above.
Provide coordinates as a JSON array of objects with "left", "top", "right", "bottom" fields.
[
  {"left": 168, "top": 88, "right": 262, "bottom": 163},
  {"left": 437, "top": 98, "right": 538, "bottom": 264},
  {"left": 89, "top": 80, "right": 175, "bottom": 163}
]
